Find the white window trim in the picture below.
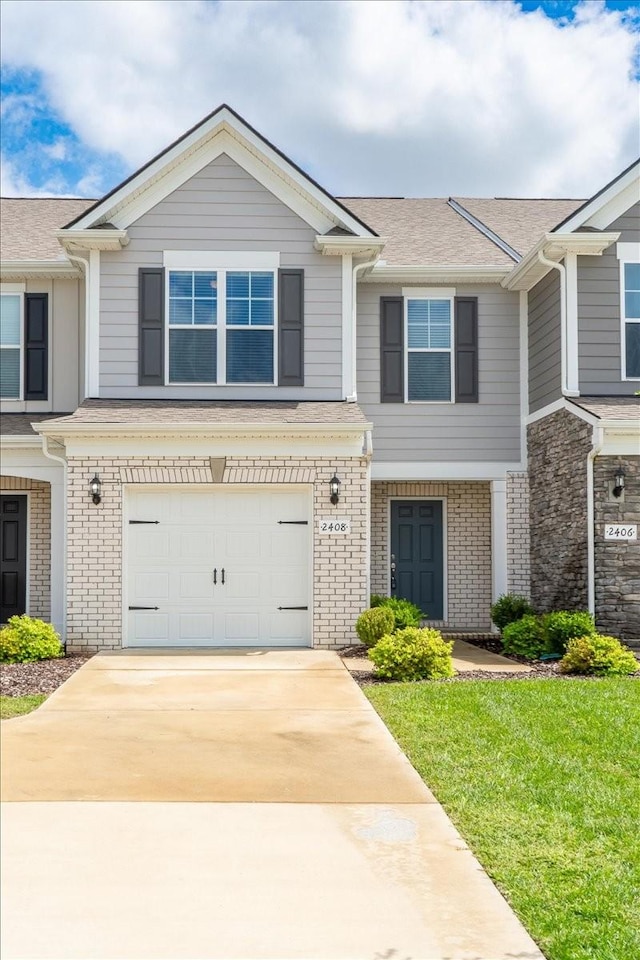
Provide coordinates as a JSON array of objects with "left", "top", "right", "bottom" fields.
[
  {"left": 403, "top": 293, "right": 455, "bottom": 404},
  {"left": 0, "top": 284, "right": 25, "bottom": 402},
  {"left": 164, "top": 266, "right": 278, "bottom": 387},
  {"left": 619, "top": 258, "right": 640, "bottom": 382}
]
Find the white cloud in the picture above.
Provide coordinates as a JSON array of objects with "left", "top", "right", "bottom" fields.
[
  {"left": 0, "top": 153, "right": 76, "bottom": 197},
  {"left": 1, "top": 0, "right": 638, "bottom": 197}
]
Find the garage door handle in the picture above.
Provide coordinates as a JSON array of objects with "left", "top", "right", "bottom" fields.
[
  {"left": 213, "top": 568, "right": 217, "bottom": 584},
  {"left": 278, "top": 606, "right": 308, "bottom": 611},
  {"left": 221, "top": 568, "right": 225, "bottom": 585},
  {"left": 128, "top": 606, "right": 159, "bottom": 610}
]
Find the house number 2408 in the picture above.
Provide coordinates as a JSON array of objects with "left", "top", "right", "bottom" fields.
[{"left": 318, "top": 518, "right": 352, "bottom": 534}]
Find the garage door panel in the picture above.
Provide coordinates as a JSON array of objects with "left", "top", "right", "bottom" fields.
[{"left": 126, "top": 487, "right": 311, "bottom": 648}]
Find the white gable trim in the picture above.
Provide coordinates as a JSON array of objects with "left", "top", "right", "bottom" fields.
[
  {"left": 65, "top": 108, "right": 376, "bottom": 238},
  {"left": 553, "top": 160, "right": 640, "bottom": 234}
]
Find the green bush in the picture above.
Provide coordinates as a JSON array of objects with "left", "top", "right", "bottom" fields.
[
  {"left": 560, "top": 634, "right": 638, "bottom": 676},
  {"left": 0, "top": 615, "right": 63, "bottom": 663},
  {"left": 355, "top": 606, "right": 395, "bottom": 649},
  {"left": 542, "top": 610, "right": 596, "bottom": 654},
  {"left": 501, "top": 614, "right": 546, "bottom": 659},
  {"left": 490, "top": 594, "right": 534, "bottom": 632},
  {"left": 369, "top": 627, "right": 454, "bottom": 681},
  {"left": 368, "top": 595, "right": 424, "bottom": 629}
]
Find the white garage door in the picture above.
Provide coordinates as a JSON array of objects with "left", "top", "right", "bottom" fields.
[{"left": 125, "top": 487, "right": 311, "bottom": 647}]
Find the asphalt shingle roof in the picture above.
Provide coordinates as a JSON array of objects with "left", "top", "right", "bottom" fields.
[
  {"left": 0, "top": 413, "right": 73, "bottom": 436},
  {"left": 571, "top": 397, "right": 640, "bottom": 422},
  {"left": 450, "top": 198, "right": 585, "bottom": 258},
  {"left": 0, "top": 198, "right": 96, "bottom": 261}
]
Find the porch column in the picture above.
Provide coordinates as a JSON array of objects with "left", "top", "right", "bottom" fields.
[
  {"left": 491, "top": 479, "right": 508, "bottom": 606},
  {"left": 49, "top": 476, "right": 66, "bottom": 637}
]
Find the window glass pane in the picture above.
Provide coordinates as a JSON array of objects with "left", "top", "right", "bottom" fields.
[
  {"left": 227, "top": 329, "right": 274, "bottom": 383},
  {"left": 169, "top": 272, "right": 193, "bottom": 298},
  {"left": 408, "top": 352, "right": 451, "bottom": 401},
  {"left": 407, "top": 300, "right": 429, "bottom": 323},
  {"left": 626, "top": 322, "right": 640, "bottom": 378},
  {"left": 429, "top": 323, "right": 451, "bottom": 348},
  {"left": 0, "top": 348, "right": 20, "bottom": 398},
  {"left": 251, "top": 299, "right": 274, "bottom": 325},
  {"left": 227, "top": 299, "right": 250, "bottom": 325},
  {"left": 407, "top": 325, "right": 430, "bottom": 348},
  {"left": 169, "top": 299, "right": 192, "bottom": 325},
  {"left": 0, "top": 295, "right": 21, "bottom": 345},
  {"left": 428, "top": 300, "right": 451, "bottom": 321},
  {"left": 250, "top": 272, "right": 274, "bottom": 298},
  {"left": 625, "top": 291, "right": 640, "bottom": 320},
  {"left": 624, "top": 262, "right": 640, "bottom": 290},
  {"left": 194, "top": 272, "right": 217, "bottom": 298},
  {"left": 169, "top": 329, "right": 216, "bottom": 383},
  {"left": 227, "top": 272, "right": 249, "bottom": 298},
  {"left": 407, "top": 299, "right": 451, "bottom": 348},
  {"left": 194, "top": 299, "right": 217, "bottom": 325}
]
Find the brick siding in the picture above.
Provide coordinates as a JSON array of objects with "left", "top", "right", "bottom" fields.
[{"left": 507, "top": 472, "right": 531, "bottom": 598}]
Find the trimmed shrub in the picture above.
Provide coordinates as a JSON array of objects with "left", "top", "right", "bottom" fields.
[
  {"left": 369, "top": 627, "right": 454, "bottom": 681},
  {"left": 560, "top": 634, "right": 638, "bottom": 676},
  {"left": 542, "top": 610, "right": 596, "bottom": 655},
  {"left": 490, "top": 594, "right": 534, "bottom": 632},
  {"left": 501, "top": 614, "right": 546, "bottom": 659},
  {"left": 355, "top": 606, "right": 395, "bottom": 649},
  {"left": 0, "top": 615, "right": 63, "bottom": 663},
  {"left": 368, "top": 595, "right": 424, "bottom": 629}
]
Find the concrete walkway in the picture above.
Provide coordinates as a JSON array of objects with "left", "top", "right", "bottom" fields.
[
  {"left": 1, "top": 650, "right": 543, "bottom": 960},
  {"left": 344, "top": 638, "right": 534, "bottom": 677}
]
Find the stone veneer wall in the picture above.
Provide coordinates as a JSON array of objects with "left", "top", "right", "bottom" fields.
[
  {"left": 65, "top": 455, "right": 369, "bottom": 652},
  {"left": 594, "top": 455, "right": 640, "bottom": 638},
  {"left": 507, "top": 472, "right": 531, "bottom": 598},
  {"left": 0, "top": 475, "right": 51, "bottom": 621},
  {"left": 528, "top": 410, "right": 592, "bottom": 612},
  {"left": 370, "top": 481, "right": 492, "bottom": 630}
]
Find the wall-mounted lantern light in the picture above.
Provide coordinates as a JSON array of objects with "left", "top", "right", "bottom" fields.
[
  {"left": 612, "top": 469, "right": 625, "bottom": 499},
  {"left": 90, "top": 475, "right": 102, "bottom": 505},
  {"left": 329, "top": 474, "right": 341, "bottom": 505}
]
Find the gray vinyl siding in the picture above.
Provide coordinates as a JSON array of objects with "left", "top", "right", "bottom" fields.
[
  {"left": 99, "top": 154, "right": 342, "bottom": 399},
  {"left": 23, "top": 278, "right": 81, "bottom": 412},
  {"left": 356, "top": 283, "right": 521, "bottom": 462},
  {"left": 528, "top": 269, "right": 562, "bottom": 413},
  {"left": 578, "top": 202, "right": 640, "bottom": 394}
]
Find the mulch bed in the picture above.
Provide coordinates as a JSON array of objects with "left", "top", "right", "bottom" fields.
[{"left": 0, "top": 655, "right": 92, "bottom": 697}]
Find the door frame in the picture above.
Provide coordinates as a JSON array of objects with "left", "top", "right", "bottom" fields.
[
  {"left": 122, "top": 482, "right": 314, "bottom": 648},
  {"left": 387, "top": 497, "right": 448, "bottom": 622},
  {"left": 0, "top": 490, "right": 30, "bottom": 619}
]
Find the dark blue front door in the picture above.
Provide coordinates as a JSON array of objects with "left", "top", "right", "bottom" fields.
[{"left": 390, "top": 500, "right": 444, "bottom": 619}]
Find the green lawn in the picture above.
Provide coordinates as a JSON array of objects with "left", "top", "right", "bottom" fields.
[
  {"left": 0, "top": 694, "right": 46, "bottom": 720},
  {"left": 366, "top": 678, "right": 640, "bottom": 960}
]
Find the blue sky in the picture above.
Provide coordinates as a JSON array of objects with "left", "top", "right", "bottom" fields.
[{"left": 1, "top": 0, "right": 639, "bottom": 199}]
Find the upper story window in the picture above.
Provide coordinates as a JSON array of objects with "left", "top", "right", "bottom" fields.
[
  {"left": 406, "top": 297, "right": 453, "bottom": 402},
  {"left": 622, "top": 261, "right": 640, "bottom": 379},
  {"left": 167, "top": 269, "right": 275, "bottom": 385},
  {"left": 0, "top": 292, "right": 23, "bottom": 399}
]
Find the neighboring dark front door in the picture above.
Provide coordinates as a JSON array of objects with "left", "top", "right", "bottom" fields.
[
  {"left": 0, "top": 495, "right": 27, "bottom": 622},
  {"left": 390, "top": 500, "right": 444, "bottom": 620}
]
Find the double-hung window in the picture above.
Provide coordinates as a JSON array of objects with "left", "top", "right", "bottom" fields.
[
  {"left": 167, "top": 268, "right": 275, "bottom": 384},
  {"left": 406, "top": 295, "right": 453, "bottom": 401},
  {"left": 621, "top": 260, "right": 640, "bottom": 380},
  {"left": 0, "top": 290, "right": 23, "bottom": 400}
]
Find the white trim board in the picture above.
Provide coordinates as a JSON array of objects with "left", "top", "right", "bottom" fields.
[
  {"left": 555, "top": 162, "right": 640, "bottom": 234},
  {"left": 526, "top": 397, "right": 600, "bottom": 426},
  {"left": 371, "top": 462, "right": 523, "bottom": 481}
]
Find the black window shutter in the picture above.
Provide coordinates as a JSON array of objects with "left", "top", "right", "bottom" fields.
[
  {"left": 24, "top": 293, "right": 48, "bottom": 400},
  {"left": 139, "top": 268, "right": 165, "bottom": 386},
  {"left": 380, "top": 297, "right": 404, "bottom": 403},
  {"left": 278, "top": 268, "right": 304, "bottom": 386},
  {"left": 455, "top": 296, "right": 479, "bottom": 403}
]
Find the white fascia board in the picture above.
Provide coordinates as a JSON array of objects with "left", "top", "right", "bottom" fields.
[
  {"left": 367, "top": 264, "right": 508, "bottom": 284},
  {"left": 556, "top": 163, "right": 640, "bottom": 234},
  {"left": 314, "top": 236, "right": 386, "bottom": 257},
  {"left": 599, "top": 423, "right": 640, "bottom": 456},
  {"left": 0, "top": 260, "right": 81, "bottom": 279},
  {"left": 56, "top": 229, "right": 129, "bottom": 251},
  {"left": 34, "top": 420, "right": 372, "bottom": 439},
  {"left": 371, "top": 461, "right": 523, "bottom": 481},
  {"left": 504, "top": 232, "right": 620, "bottom": 291},
  {"left": 66, "top": 110, "right": 376, "bottom": 238},
  {"left": 526, "top": 397, "right": 600, "bottom": 426},
  {"left": 0, "top": 435, "right": 44, "bottom": 449}
]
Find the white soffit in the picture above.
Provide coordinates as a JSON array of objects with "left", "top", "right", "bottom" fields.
[{"left": 64, "top": 108, "right": 378, "bottom": 239}]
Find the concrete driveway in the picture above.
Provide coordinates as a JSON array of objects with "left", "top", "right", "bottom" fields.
[{"left": 1, "top": 650, "right": 543, "bottom": 960}]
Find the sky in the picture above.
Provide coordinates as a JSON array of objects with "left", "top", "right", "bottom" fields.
[{"left": 1, "top": 0, "right": 639, "bottom": 201}]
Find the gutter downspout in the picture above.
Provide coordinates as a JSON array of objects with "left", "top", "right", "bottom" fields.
[
  {"left": 41, "top": 435, "right": 68, "bottom": 645},
  {"left": 348, "top": 255, "right": 380, "bottom": 402},
  {"left": 537, "top": 251, "right": 569, "bottom": 396},
  {"left": 65, "top": 251, "right": 90, "bottom": 401},
  {"left": 586, "top": 426, "right": 602, "bottom": 618}
]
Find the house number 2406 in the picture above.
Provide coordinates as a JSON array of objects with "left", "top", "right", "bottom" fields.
[{"left": 604, "top": 524, "right": 637, "bottom": 541}]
